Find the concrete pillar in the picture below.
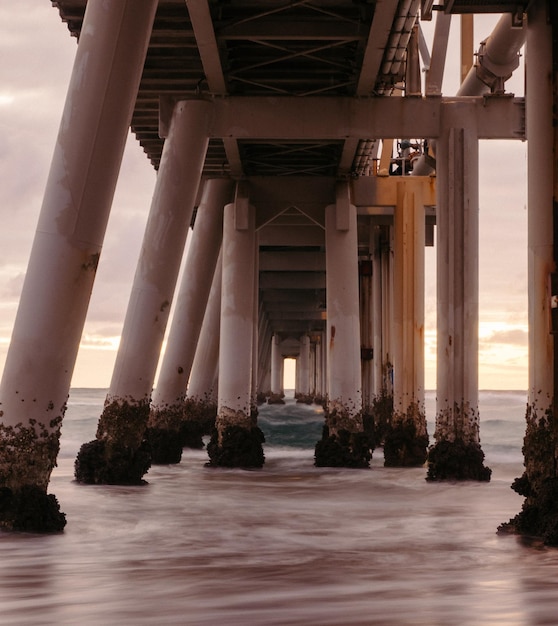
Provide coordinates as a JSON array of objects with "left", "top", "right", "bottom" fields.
[
  {"left": 500, "top": 1, "right": 558, "bottom": 543},
  {"left": 314, "top": 334, "right": 324, "bottom": 404},
  {"left": 183, "top": 252, "right": 223, "bottom": 444},
  {"left": 320, "top": 330, "right": 327, "bottom": 404},
  {"left": 75, "top": 99, "right": 210, "bottom": 484},
  {"left": 315, "top": 187, "right": 370, "bottom": 468},
  {"left": 188, "top": 253, "right": 223, "bottom": 404},
  {"left": 371, "top": 229, "right": 383, "bottom": 395},
  {"left": 0, "top": 0, "right": 157, "bottom": 531},
  {"left": 147, "top": 178, "right": 232, "bottom": 462},
  {"left": 208, "top": 196, "right": 264, "bottom": 467},
  {"left": 251, "top": 237, "right": 260, "bottom": 412},
  {"left": 269, "top": 334, "right": 285, "bottom": 403},
  {"left": 257, "top": 312, "right": 272, "bottom": 401},
  {"left": 309, "top": 340, "right": 317, "bottom": 398},
  {"left": 369, "top": 225, "right": 393, "bottom": 446},
  {"left": 359, "top": 255, "right": 374, "bottom": 412},
  {"left": 427, "top": 101, "right": 491, "bottom": 481},
  {"left": 296, "top": 335, "right": 312, "bottom": 402},
  {"left": 384, "top": 181, "right": 429, "bottom": 467}
]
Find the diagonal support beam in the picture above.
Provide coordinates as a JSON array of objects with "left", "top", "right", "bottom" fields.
[{"left": 185, "top": 0, "right": 227, "bottom": 94}]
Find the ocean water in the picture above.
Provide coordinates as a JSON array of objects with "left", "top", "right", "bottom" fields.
[{"left": 1, "top": 389, "right": 558, "bottom": 626}]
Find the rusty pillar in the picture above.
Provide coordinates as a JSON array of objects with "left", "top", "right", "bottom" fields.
[
  {"left": 74, "top": 99, "right": 210, "bottom": 484},
  {"left": 0, "top": 0, "right": 157, "bottom": 531},
  {"left": 500, "top": 0, "right": 558, "bottom": 544},
  {"left": 384, "top": 181, "right": 429, "bottom": 467}
]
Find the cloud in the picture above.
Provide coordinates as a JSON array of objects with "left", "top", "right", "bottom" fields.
[{"left": 482, "top": 328, "right": 528, "bottom": 347}]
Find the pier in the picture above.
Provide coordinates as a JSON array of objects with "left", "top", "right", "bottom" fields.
[{"left": 0, "top": 0, "right": 555, "bottom": 541}]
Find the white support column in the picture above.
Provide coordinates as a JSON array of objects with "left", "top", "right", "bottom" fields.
[
  {"left": 152, "top": 178, "right": 232, "bottom": 411},
  {"left": 210, "top": 195, "right": 264, "bottom": 467},
  {"left": 178, "top": 251, "right": 224, "bottom": 449},
  {"left": 251, "top": 235, "right": 260, "bottom": 409},
  {"left": 382, "top": 227, "right": 394, "bottom": 395},
  {"left": 309, "top": 340, "right": 317, "bottom": 398},
  {"left": 257, "top": 312, "right": 272, "bottom": 398},
  {"left": 297, "top": 334, "right": 311, "bottom": 400},
  {"left": 75, "top": 99, "right": 211, "bottom": 484},
  {"left": 315, "top": 184, "right": 369, "bottom": 467},
  {"left": 526, "top": 2, "right": 555, "bottom": 421},
  {"left": 372, "top": 226, "right": 384, "bottom": 396},
  {"left": 269, "top": 334, "right": 284, "bottom": 403},
  {"left": 359, "top": 255, "right": 374, "bottom": 411},
  {"left": 314, "top": 334, "right": 324, "bottom": 402},
  {"left": 147, "top": 177, "right": 230, "bottom": 462},
  {"left": 321, "top": 329, "right": 327, "bottom": 402},
  {"left": 428, "top": 100, "right": 490, "bottom": 481},
  {"left": 385, "top": 180, "right": 428, "bottom": 467},
  {"left": 501, "top": 0, "right": 558, "bottom": 542},
  {"left": 0, "top": 0, "right": 157, "bottom": 529},
  {"left": 188, "top": 252, "right": 223, "bottom": 405}
]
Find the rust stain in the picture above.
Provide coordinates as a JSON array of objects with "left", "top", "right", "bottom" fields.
[{"left": 81, "top": 252, "right": 100, "bottom": 273}]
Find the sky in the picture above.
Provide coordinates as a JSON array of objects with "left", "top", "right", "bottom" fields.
[{"left": 0, "top": 2, "right": 527, "bottom": 390}]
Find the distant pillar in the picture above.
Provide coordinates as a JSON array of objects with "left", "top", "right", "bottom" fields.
[
  {"left": 0, "top": 0, "right": 157, "bottom": 530},
  {"left": 369, "top": 226, "right": 392, "bottom": 442},
  {"left": 359, "top": 256, "right": 374, "bottom": 411},
  {"left": 313, "top": 336, "right": 322, "bottom": 402},
  {"left": 75, "top": 99, "right": 210, "bottom": 484},
  {"left": 297, "top": 335, "right": 311, "bottom": 401},
  {"left": 427, "top": 101, "right": 491, "bottom": 481},
  {"left": 269, "top": 334, "right": 285, "bottom": 403},
  {"left": 501, "top": 1, "right": 558, "bottom": 543},
  {"left": 188, "top": 253, "right": 223, "bottom": 404},
  {"left": 384, "top": 181, "right": 429, "bottom": 467},
  {"left": 315, "top": 186, "right": 370, "bottom": 468},
  {"left": 183, "top": 252, "right": 223, "bottom": 444},
  {"left": 208, "top": 196, "right": 264, "bottom": 467},
  {"left": 309, "top": 340, "right": 317, "bottom": 398},
  {"left": 257, "top": 313, "right": 273, "bottom": 400},
  {"left": 372, "top": 227, "right": 383, "bottom": 394},
  {"left": 147, "top": 178, "right": 232, "bottom": 463},
  {"left": 251, "top": 239, "right": 260, "bottom": 412}
]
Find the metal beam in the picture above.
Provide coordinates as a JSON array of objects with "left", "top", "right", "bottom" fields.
[
  {"left": 188, "top": 96, "right": 525, "bottom": 140},
  {"left": 357, "top": 0, "right": 399, "bottom": 95},
  {"left": 185, "top": 0, "right": 227, "bottom": 94},
  {"left": 259, "top": 251, "right": 326, "bottom": 272}
]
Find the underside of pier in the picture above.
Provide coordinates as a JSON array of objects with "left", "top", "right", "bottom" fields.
[{"left": 2, "top": 0, "right": 553, "bottom": 539}]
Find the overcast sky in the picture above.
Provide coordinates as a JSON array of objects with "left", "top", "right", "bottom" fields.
[{"left": 0, "top": 3, "right": 527, "bottom": 389}]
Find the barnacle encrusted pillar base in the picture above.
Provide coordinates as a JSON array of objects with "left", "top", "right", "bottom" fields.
[
  {"left": 146, "top": 403, "right": 185, "bottom": 464},
  {"left": 0, "top": 420, "right": 66, "bottom": 532},
  {"left": 181, "top": 396, "right": 217, "bottom": 447},
  {"left": 499, "top": 405, "right": 558, "bottom": 545},
  {"left": 383, "top": 402, "right": 428, "bottom": 467},
  {"left": 74, "top": 398, "right": 151, "bottom": 485},
  {"left": 427, "top": 404, "right": 491, "bottom": 481},
  {"left": 314, "top": 400, "right": 371, "bottom": 468},
  {"left": 207, "top": 407, "right": 264, "bottom": 468}
]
